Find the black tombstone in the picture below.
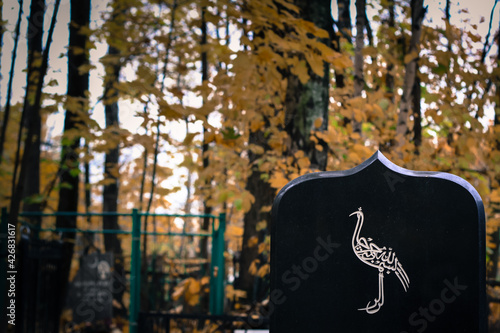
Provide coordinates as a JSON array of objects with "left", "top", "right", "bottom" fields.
[
  {"left": 68, "top": 252, "right": 113, "bottom": 324},
  {"left": 270, "top": 151, "right": 486, "bottom": 333}
]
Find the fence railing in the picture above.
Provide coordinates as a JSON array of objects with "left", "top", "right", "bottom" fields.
[{"left": 1, "top": 208, "right": 226, "bottom": 333}]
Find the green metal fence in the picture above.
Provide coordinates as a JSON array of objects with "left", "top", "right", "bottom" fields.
[{"left": 3, "top": 208, "right": 226, "bottom": 333}]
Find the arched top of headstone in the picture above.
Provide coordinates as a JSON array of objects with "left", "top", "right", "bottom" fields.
[
  {"left": 273, "top": 150, "right": 484, "bottom": 219},
  {"left": 270, "top": 150, "right": 487, "bottom": 333}
]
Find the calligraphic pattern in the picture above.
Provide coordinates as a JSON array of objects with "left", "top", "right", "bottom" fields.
[{"left": 350, "top": 207, "right": 410, "bottom": 314}]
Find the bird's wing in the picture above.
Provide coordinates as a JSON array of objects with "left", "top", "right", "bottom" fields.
[{"left": 395, "top": 261, "right": 410, "bottom": 291}]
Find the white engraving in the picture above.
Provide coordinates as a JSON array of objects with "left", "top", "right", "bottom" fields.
[{"left": 349, "top": 207, "right": 410, "bottom": 314}]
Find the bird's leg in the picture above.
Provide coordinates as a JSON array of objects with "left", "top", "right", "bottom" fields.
[
  {"left": 358, "top": 269, "right": 385, "bottom": 314},
  {"left": 377, "top": 269, "right": 384, "bottom": 307}
]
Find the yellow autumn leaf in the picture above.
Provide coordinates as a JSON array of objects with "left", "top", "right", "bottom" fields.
[
  {"left": 248, "top": 236, "right": 259, "bottom": 248},
  {"left": 305, "top": 51, "right": 324, "bottom": 77},
  {"left": 258, "top": 242, "right": 267, "bottom": 254},
  {"left": 172, "top": 280, "right": 187, "bottom": 301},
  {"left": 314, "top": 117, "right": 323, "bottom": 128},
  {"left": 353, "top": 144, "right": 373, "bottom": 159},
  {"left": 292, "top": 59, "right": 309, "bottom": 84},
  {"left": 227, "top": 225, "right": 244, "bottom": 237},
  {"left": 269, "top": 172, "right": 289, "bottom": 189},
  {"left": 404, "top": 51, "right": 419, "bottom": 64},
  {"left": 331, "top": 54, "right": 353, "bottom": 69},
  {"left": 78, "top": 63, "right": 95, "bottom": 75},
  {"left": 274, "top": 0, "right": 300, "bottom": 14},
  {"left": 297, "top": 156, "right": 310, "bottom": 169},
  {"left": 225, "top": 284, "right": 235, "bottom": 297},
  {"left": 313, "top": 41, "right": 336, "bottom": 61},
  {"left": 491, "top": 190, "right": 500, "bottom": 203},
  {"left": 241, "top": 191, "right": 255, "bottom": 213},
  {"left": 249, "top": 259, "right": 260, "bottom": 275},
  {"left": 348, "top": 151, "right": 362, "bottom": 164},
  {"left": 294, "top": 150, "right": 305, "bottom": 158},
  {"left": 188, "top": 278, "right": 201, "bottom": 295},
  {"left": 260, "top": 205, "right": 272, "bottom": 213},
  {"left": 226, "top": 285, "right": 247, "bottom": 300},
  {"left": 466, "top": 137, "right": 476, "bottom": 148},
  {"left": 186, "top": 293, "right": 200, "bottom": 306},
  {"left": 353, "top": 108, "right": 364, "bottom": 122},
  {"left": 298, "top": 19, "right": 329, "bottom": 38},
  {"left": 258, "top": 46, "right": 275, "bottom": 62},
  {"left": 348, "top": 96, "right": 365, "bottom": 108},
  {"left": 257, "top": 264, "right": 270, "bottom": 278},
  {"left": 201, "top": 276, "right": 210, "bottom": 285},
  {"left": 250, "top": 119, "right": 265, "bottom": 132},
  {"left": 256, "top": 220, "right": 267, "bottom": 232},
  {"left": 372, "top": 104, "right": 384, "bottom": 117}
]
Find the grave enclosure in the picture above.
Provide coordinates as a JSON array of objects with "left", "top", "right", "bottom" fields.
[{"left": 271, "top": 151, "right": 487, "bottom": 332}]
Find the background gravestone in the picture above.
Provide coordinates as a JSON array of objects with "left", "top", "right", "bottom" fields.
[
  {"left": 68, "top": 252, "right": 113, "bottom": 324},
  {"left": 270, "top": 151, "right": 486, "bottom": 333}
]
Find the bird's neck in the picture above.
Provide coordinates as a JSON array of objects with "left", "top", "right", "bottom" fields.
[{"left": 352, "top": 215, "right": 363, "bottom": 247}]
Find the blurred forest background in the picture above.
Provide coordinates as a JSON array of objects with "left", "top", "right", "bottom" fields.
[{"left": 2, "top": 0, "right": 500, "bottom": 331}]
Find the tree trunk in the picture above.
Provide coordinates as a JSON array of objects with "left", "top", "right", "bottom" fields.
[
  {"left": 200, "top": 3, "right": 212, "bottom": 262},
  {"left": 338, "top": 0, "right": 352, "bottom": 43},
  {"left": 0, "top": 0, "right": 23, "bottom": 164},
  {"left": 238, "top": 0, "right": 334, "bottom": 299},
  {"left": 55, "top": 0, "right": 88, "bottom": 328},
  {"left": 352, "top": 0, "right": 365, "bottom": 133},
  {"left": 396, "top": 0, "right": 425, "bottom": 145},
  {"left": 385, "top": 0, "right": 396, "bottom": 102},
  {"left": 83, "top": 139, "right": 93, "bottom": 246},
  {"left": 21, "top": 0, "right": 45, "bottom": 216},
  {"left": 333, "top": 0, "right": 351, "bottom": 89},
  {"left": 238, "top": 132, "right": 274, "bottom": 299},
  {"left": 9, "top": 0, "right": 60, "bottom": 224},
  {"left": 489, "top": 19, "right": 500, "bottom": 280},
  {"left": 140, "top": 0, "right": 178, "bottom": 310},
  {"left": 0, "top": 0, "right": 3, "bottom": 103},
  {"left": 102, "top": 41, "right": 126, "bottom": 316},
  {"left": 412, "top": 71, "right": 422, "bottom": 150}
]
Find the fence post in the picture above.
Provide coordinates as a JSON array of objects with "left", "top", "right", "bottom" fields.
[
  {"left": 129, "top": 209, "right": 141, "bottom": 333},
  {"left": 210, "top": 213, "right": 226, "bottom": 315}
]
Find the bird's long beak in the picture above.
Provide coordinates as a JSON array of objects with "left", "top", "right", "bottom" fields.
[{"left": 349, "top": 211, "right": 359, "bottom": 217}]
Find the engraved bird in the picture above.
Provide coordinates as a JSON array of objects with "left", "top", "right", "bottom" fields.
[{"left": 349, "top": 207, "right": 410, "bottom": 314}]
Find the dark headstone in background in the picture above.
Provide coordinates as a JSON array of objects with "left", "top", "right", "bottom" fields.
[
  {"left": 68, "top": 252, "right": 113, "bottom": 324},
  {"left": 271, "top": 151, "right": 486, "bottom": 333}
]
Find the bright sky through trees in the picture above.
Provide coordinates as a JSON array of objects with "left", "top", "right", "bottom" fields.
[{"left": 2, "top": 0, "right": 498, "bottom": 141}]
